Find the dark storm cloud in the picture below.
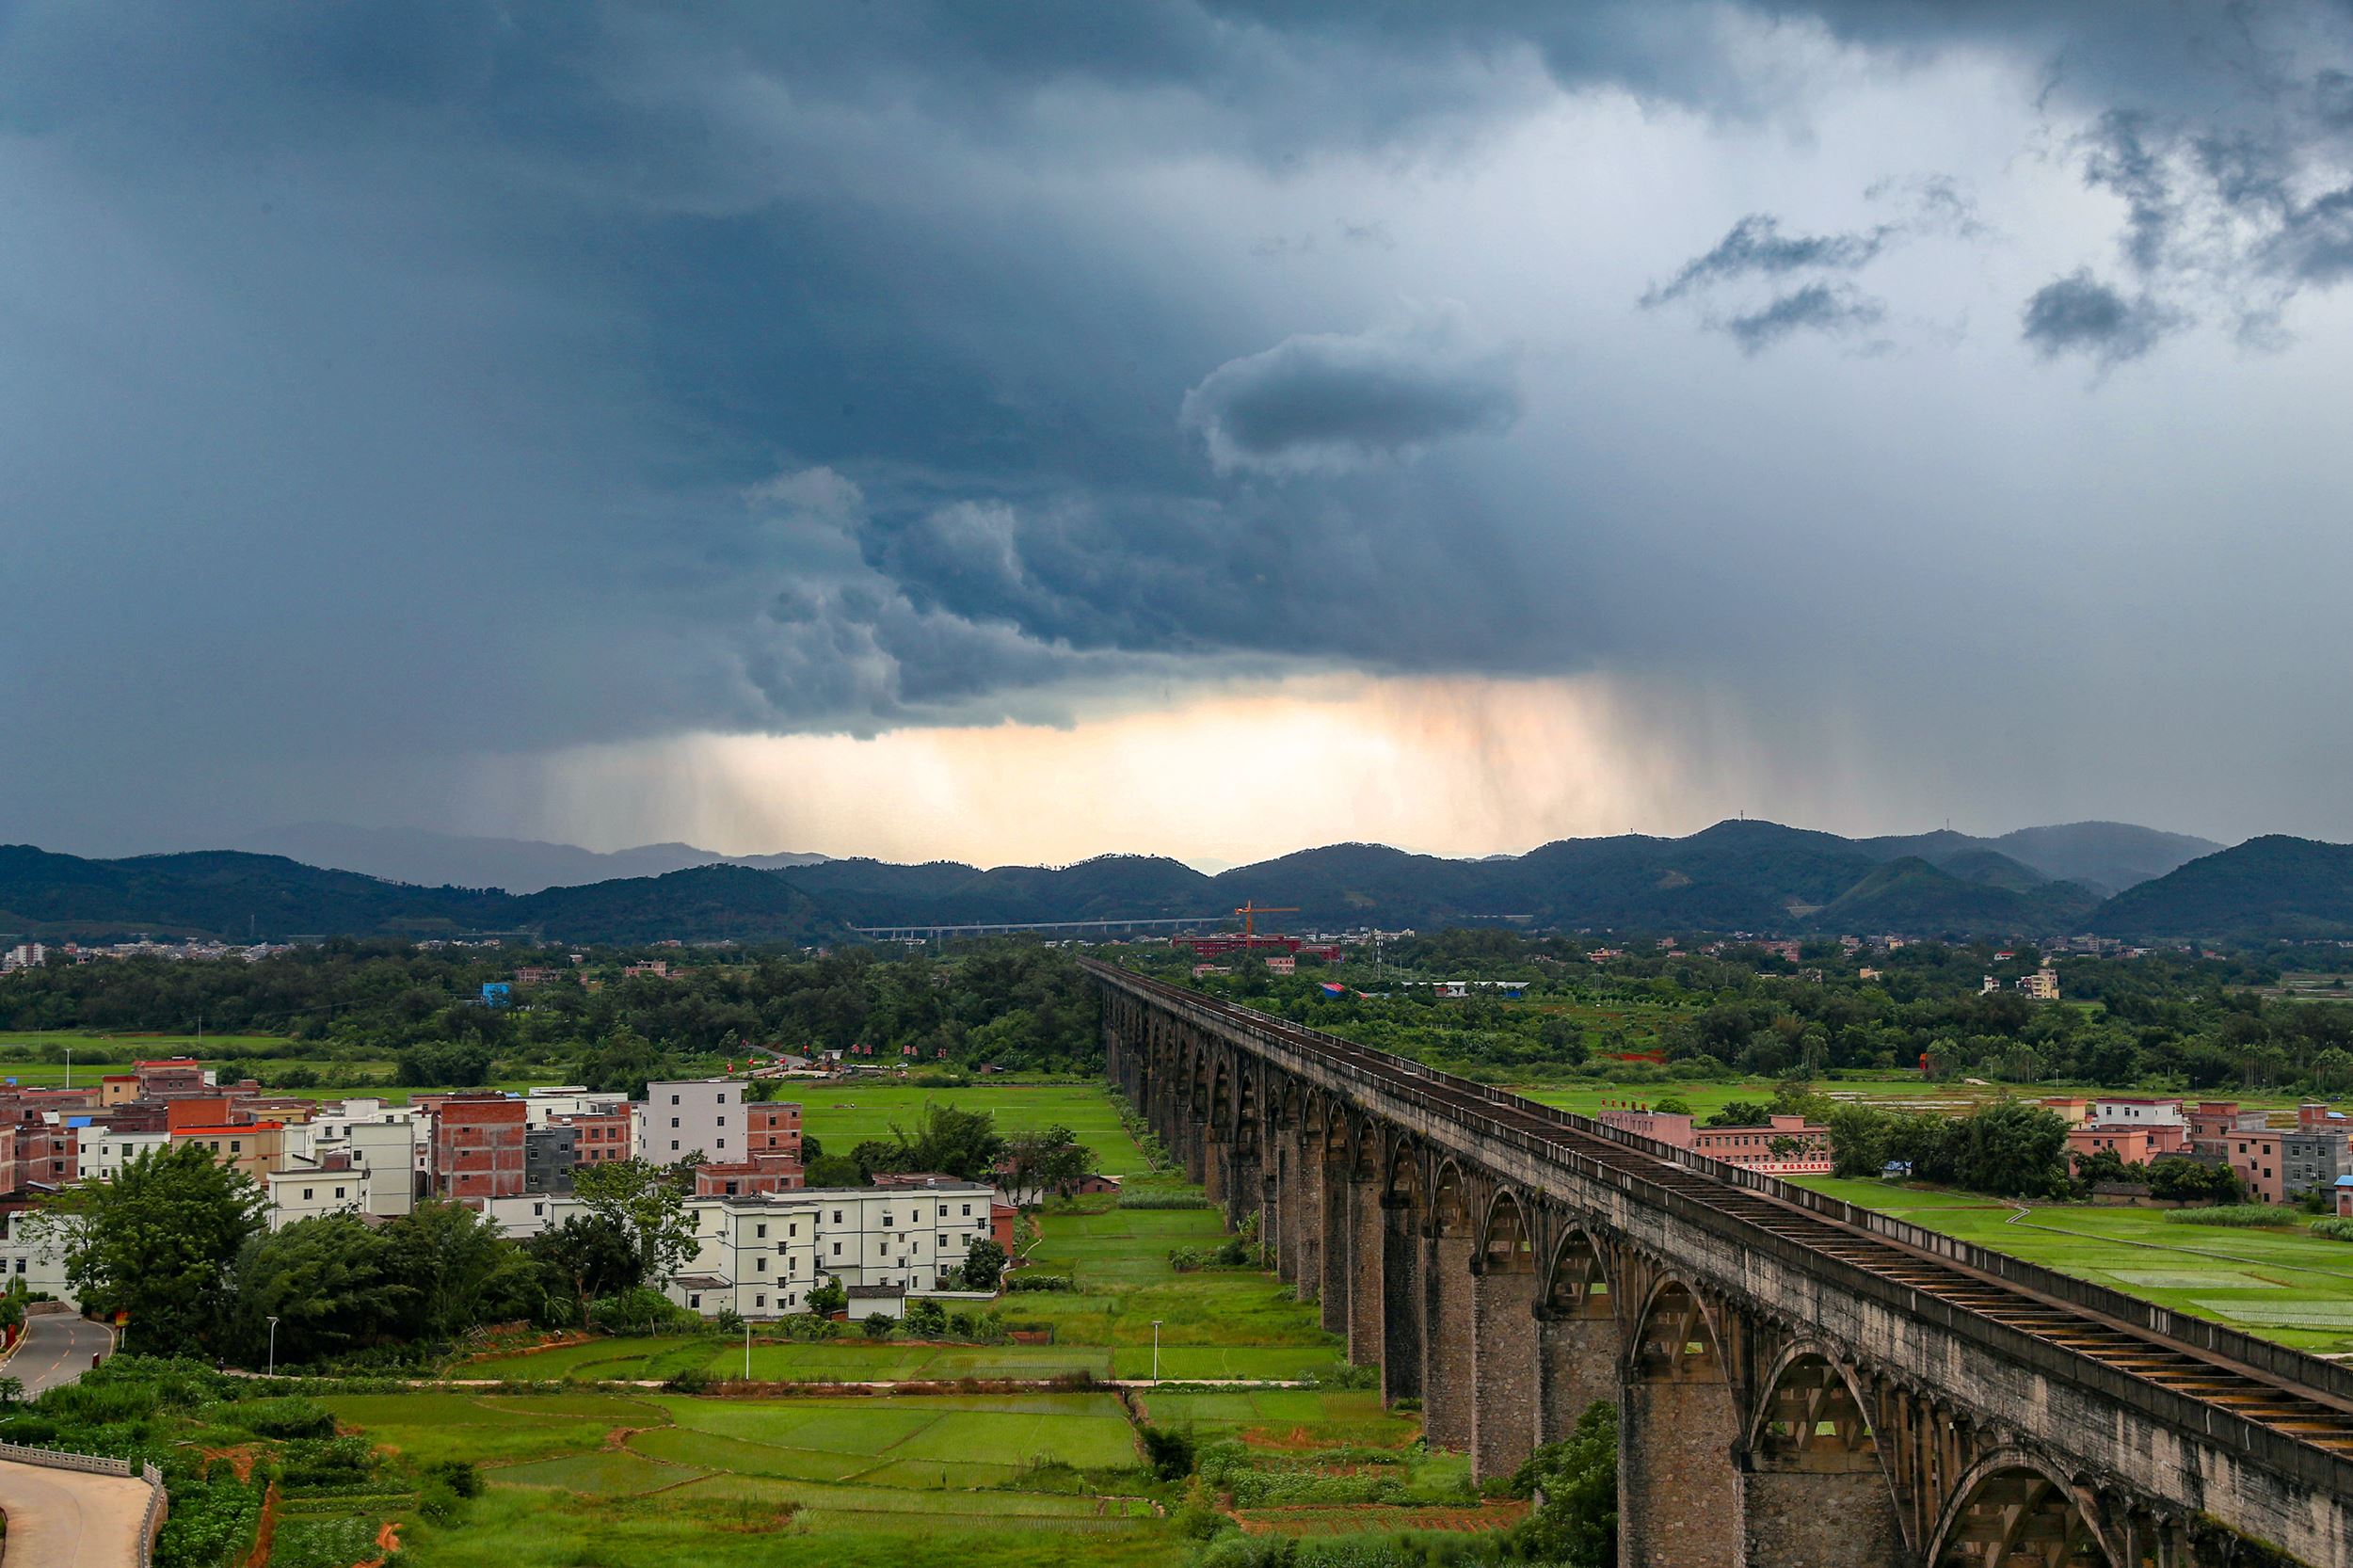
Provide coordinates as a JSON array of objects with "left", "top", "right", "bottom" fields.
[
  {"left": 2020, "top": 271, "right": 2176, "bottom": 362},
  {"left": 1725, "top": 284, "right": 1886, "bottom": 354},
  {"left": 1643, "top": 216, "right": 1892, "bottom": 307},
  {"left": 1177, "top": 312, "right": 1521, "bottom": 473},
  {"left": 9, "top": 0, "right": 2353, "bottom": 851}
]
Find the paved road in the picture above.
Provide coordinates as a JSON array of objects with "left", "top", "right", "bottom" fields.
[
  {"left": 8, "top": 1314, "right": 114, "bottom": 1397},
  {"left": 0, "top": 1458, "right": 153, "bottom": 1567}
]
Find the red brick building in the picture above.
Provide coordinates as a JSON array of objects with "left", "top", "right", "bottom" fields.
[
  {"left": 747, "top": 1101, "right": 803, "bottom": 1163},
  {"left": 431, "top": 1094, "right": 529, "bottom": 1203},
  {"left": 556, "top": 1108, "right": 634, "bottom": 1167},
  {"left": 693, "top": 1160, "right": 806, "bottom": 1197}
]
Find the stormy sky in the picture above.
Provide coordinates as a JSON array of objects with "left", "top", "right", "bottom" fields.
[{"left": 8, "top": 1, "right": 2353, "bottom": 868}]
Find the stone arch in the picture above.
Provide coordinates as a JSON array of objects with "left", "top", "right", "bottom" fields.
[
  {"left": 1384, "top": 1139, "right": 1424, "bottom": 1208},
  {"left": 1925, "top": 1453, "right": 2118, "bottom": 1568},
  {"left": 1543, "top": 1226, "right": 1613, "bottom": 1320},
  {"left": 1533, "top": 1225, "right": 1621, "bottom": 1451},
  {"left": 1431, "top": 1160, "right": 1473, "bottom": 1234},
  {"left": 1377, "top": 1138, "right": 1427, "bottom": 1403},
  {"left": 1622, "top": 1276, "right": 1741, "bottom": 1568},
  {"left": 1478, "top": 1188, "right": 1537, "bottom": 1273},
  {"left": 1742, "top": 1345, "right": 1909, "bottom": 1568}
]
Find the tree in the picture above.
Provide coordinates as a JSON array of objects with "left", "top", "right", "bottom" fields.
[
  {"left": 46, "top": 1142, "right": 266, "bottom": 1355},
  {"left": 378, "top": 1200, "right": 543, "bottom": 1340},
  {"left": 861, "top": 1311, "right": 895, "bottom": 1338},
  {"left": 228, "top": 1213, "right": 407, "bottom": 1365},
  {"left": 525, "top": 1213, "right": 646, "bottom": 1323},
  {"left": 573, "top": 1160, "right": 698, "bottom": 1285},
  {"left": 952, "top": 1238, "right": 1008, "bottom": 1291},
  {"left": 1003, "top": 1126, "right": 1096, "bottom": 1201},
  {"left": 805, "top": 1277, "right": 846, "bottom": 1318},
  {"left": 1650, "top": 1096, "right": 1694, "bottom": 1116},
  {"left": 1951, "top": 1100, "right": 2073, "bottom": 1199},
  {"left": 806, "top": 1153, "right": 864, "bottom": 1188},
  {"left": 873, "top": 1103, "right": 1005, "bottom": 1182},
  {"left": 1705, "top": 1100, "right": 1773, "bottom": 1128},
  {"left": 903, "top": 1297, "right": 946, "bottom": 1336},
  {"left": 1510, "top": 1399, "right": 1618, "bottom": 1568}
]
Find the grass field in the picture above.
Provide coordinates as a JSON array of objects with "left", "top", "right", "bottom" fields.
[
  {"left": 318, "top": 1387, "right": 1173, "bottom": 1568},
  {"left": 469, "top": 1181, "right": 1348, "bottom": 1386},
  {"left": 1513, "top": 1075, "right": 2311, "bottom": 1119},
  {"left": 797, "top": 1083, "right": 1155, "bottom": 1176},
  {"left": 1790, "top": 1176, "right": 2353, "bottom": 1355}
]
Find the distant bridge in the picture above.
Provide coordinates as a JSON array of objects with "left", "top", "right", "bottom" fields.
[
  {"left": 1087, "top": 957, "right": 2353, "bottom": 1568},
  {"left": 850, "top": 916, "right": 1224, "bottom": 940}
]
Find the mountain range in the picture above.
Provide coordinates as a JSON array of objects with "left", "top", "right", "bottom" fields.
[
  {"left": 232, "top": 824, "right": 829, "bottom": 895},
  {"left": 5, "top": 818, "right": 2319, "bottom": 946}
]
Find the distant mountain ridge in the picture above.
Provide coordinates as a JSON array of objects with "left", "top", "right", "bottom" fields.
[
  {"left": 232, "top": 824, "right": 828, "bottom": 895},
  {"left": 0, "top": 819, "right": 2238, "bottom": 944}
]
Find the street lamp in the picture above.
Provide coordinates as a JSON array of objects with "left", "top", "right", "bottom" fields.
[
  {"left": 266, "top": 1316, "right": 280, "bottom": 1377},
  {"left": 744, "top": 1319, "right": 753, "bottom": 1382},
  {"left": 1151, "top": 1319, "right": 1162, "bottom": 1384}
]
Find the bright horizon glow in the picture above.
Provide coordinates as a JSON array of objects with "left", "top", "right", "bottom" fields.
[{"left": 481, "top": 672, "right": 1921, "bottom": 870}]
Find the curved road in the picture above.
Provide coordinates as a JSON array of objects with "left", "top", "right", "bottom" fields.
[
  {"left": 8, "top": 1313, "right": 114, "bottom": 1397},
  {"left": 0, "top": 1312, "right": 148, "bottom": 1568},
  {"left": 0, "top": 1459, "right": 152, "bottom": 1568}
]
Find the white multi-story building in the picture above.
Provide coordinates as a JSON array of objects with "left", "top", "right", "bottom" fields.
[
  {"left": 522, "top": 1086, "right": 632, "bottom": 1127},
  {"left": 0, "top": 1208, "right": 77, "bottom": 1304},
  {"left": 480, "top": 1177, "right": 998, "bottom": 1320},
  {"left": 637, "top": 1079, "right": 743, "bottom": 1164},
  {"left": 76, "top": 1128, "right": 168, "bottom": 1183},
  {"left": 1, "top": 944, "right": 48, "bottom": 972},
  {"left": 265, "top": 1160, "right": 373, "bottom": 1230}
]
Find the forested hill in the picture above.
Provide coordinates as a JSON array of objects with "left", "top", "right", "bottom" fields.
[
  {"left": 0, "top": 846, "right": 847, "bottom": 946},
  {"left": 2089, "top": 837, "right": 2353, "bottom": 938},
  {"left": 0, "top": 817, "right": 2237, "bottom": 941}
]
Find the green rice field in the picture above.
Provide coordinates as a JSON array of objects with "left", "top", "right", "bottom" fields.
[{"left": 319, "top": 1387, "right": 1171, "bottom": 1568}]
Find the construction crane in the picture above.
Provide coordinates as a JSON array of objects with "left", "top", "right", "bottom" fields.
[{"left": 1234, "top": 902, "right": 1297, "bottom": 936}]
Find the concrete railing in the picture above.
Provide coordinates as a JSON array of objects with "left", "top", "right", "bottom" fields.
[{"left": 0, "top": 1443, "right": 169, "bottom": 1565}]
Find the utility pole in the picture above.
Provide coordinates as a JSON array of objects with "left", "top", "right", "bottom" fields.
[
  {"left": 266, "top": 1316, "right": 280, "bottom": 1377},
  {"left": 744, "top": 1320, "right": 753, "bottom": 1382},
  {"left": 1151, "top": 1319, "right": 1162, "bottom": 1384}
]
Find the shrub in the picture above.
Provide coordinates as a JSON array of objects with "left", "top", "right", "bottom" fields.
[
  {"left": 2311, "top": 1216, "right": 2353, "bottom": 1241},
  {"left": 1140, "top": 1424, "right": 1197, "bottom": 1480},
  {"left": 2163, "top": 1205, "right": 2300, "bottom": 1228},
  {"left": 1007, "top": 1273, "right": 1076, "bottom": 1293},
  {"left": 218, "top": 1396, "right": 335, "bottom": 1440},
  {"left": 425, "top": 1458, "right": 482, "bottom": 1498},
  {"left": 904, "top": 1298, "right": 947, "bottom": 1337},
  {"left": 1117, "top": 1191, "right": 1213, "bottom": 1209},
  {"left": 860, "top": 1313, "right": 896, "bottom": 1339}
]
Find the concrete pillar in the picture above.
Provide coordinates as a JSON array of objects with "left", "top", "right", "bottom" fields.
[
  {"left": 1202, "top": 1135, "right": 1225, "bottom": 1205},
  {"left": 1741, "top": 1472, "right": 1907, "bottom": 1568},
  {"left": 1420, "top": 1231, "right": 1475, "bottom": 1450},
  {"left": 1622, "top": 1378, "right": 1742, "bottom": 1568},
  {"left": 1273, "top": 1136, "right": 1299, "bottom": 1287},
  {"left": 1381, "top": 1200, "right": 1423, "bottom": 1403},
  {"left": 1294, "top": 1146, "right": 1323, "bottom": 1303},
  {"left": 1230, "top": 1146, "right": 1261, "bottom": 1238},
  {"left": 1348, "top": 1176, "right": 1385, "bottom": 1368},
  {"left": 1471, "top": 1268, "right": 1541, "bottom": 1481},
  {"left": 1535, "top": 1312, "right": 1621, "bottom": 1448},
  {"left": 1320, "top": 1160, "right": 1351, "bottom": 1333}
]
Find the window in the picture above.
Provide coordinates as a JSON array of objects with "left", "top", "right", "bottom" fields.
[
  {"left": 937, "top": 1204, "right": 947, "bottom": 1218},
  {"left": 755, "top": 1294, "right": 766, "bottom": 1308},
  {"left": 831, "top": 1241, "right": 842, "bottom": 1256},
  {"left": 671, "top": 1095, "right": 680, "bottom": 1105},
  {"left": 717, "top": 1139, "right": 726, "bottom": 1150},
  {"left": 671, "top": 1140, "right": 680, "bottom": 1152},
  {"left": 334, "top": 1187, "right": 346, "bottom": 1199},
  {"left": 671, "top": 1117, "right": 680, "bottom": 1128},
  {"left": 717, "top": 1116, "right": 727, "bottom": 1128},
  {"left": 690, "top": 1293, "right": 702, "bottom": 1309},
  {"left": 756, "top": 1223, "right": 767, "bottom": 1240},
  {"left": 230, "top": 1141, "right": 242, "bottom": 1153},
  {"left": 961, "top": 1203, "right": 972, "bottom": 1217},
  {"left": 303, "top": 1188, "right": 315, "bottom": 1200},
  {"left": 756, "top": 1256, "right": 768, "bottom": 1272},
  {"left": 882, "top": 1213, "right": 893, "bottom": 1227}
]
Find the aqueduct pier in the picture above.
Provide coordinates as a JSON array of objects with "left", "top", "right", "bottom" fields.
[{"left": 1087, "top": 958, "right": 2353, "bottom": 1568}]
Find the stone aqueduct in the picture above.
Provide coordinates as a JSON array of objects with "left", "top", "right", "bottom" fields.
[{"left": 1087, "top": 960, "right": 2353, "bottom": 1568}]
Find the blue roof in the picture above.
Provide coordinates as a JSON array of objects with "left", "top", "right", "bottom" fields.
[{"left": 2334, "top": 1175, "right": 2353, "bottom": 1187}]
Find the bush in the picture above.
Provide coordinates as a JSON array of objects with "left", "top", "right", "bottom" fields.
[
  {"left": 2311, "top": 1216, "right": 2353, "bottom": 1241},
  {"left": 217, "top": 1395, "right": 335, "bottom": 1440},
  {"left": 1139, "top": 1424, "right": 1197, "bottom": 1480},
  {"left": 904, "top": 1298, "right": 947, "bottom": 1337},
  {"left": 2163, "top": 1205, "right": 2300, "bottom": 1228},
  {"left": 860, "top": 1313, "right": 896, "bottom": 1339},
  {"left": 589, "top": 1287, "right": 698, "bottom": 1335},
  {"left": 1007, "top": 1273, "right": 1076, "bottom": 1293},
  {"left": 1117, "top": 1191, "right": 1213, "bottom": 1209},
  {"left": 424, "top": 1458, "right": 482, "bottom": 1498}
]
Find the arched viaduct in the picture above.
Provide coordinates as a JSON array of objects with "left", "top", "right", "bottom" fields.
[{"left": 1087, "top": 959, "right": 2353, "bottom": 1568}]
